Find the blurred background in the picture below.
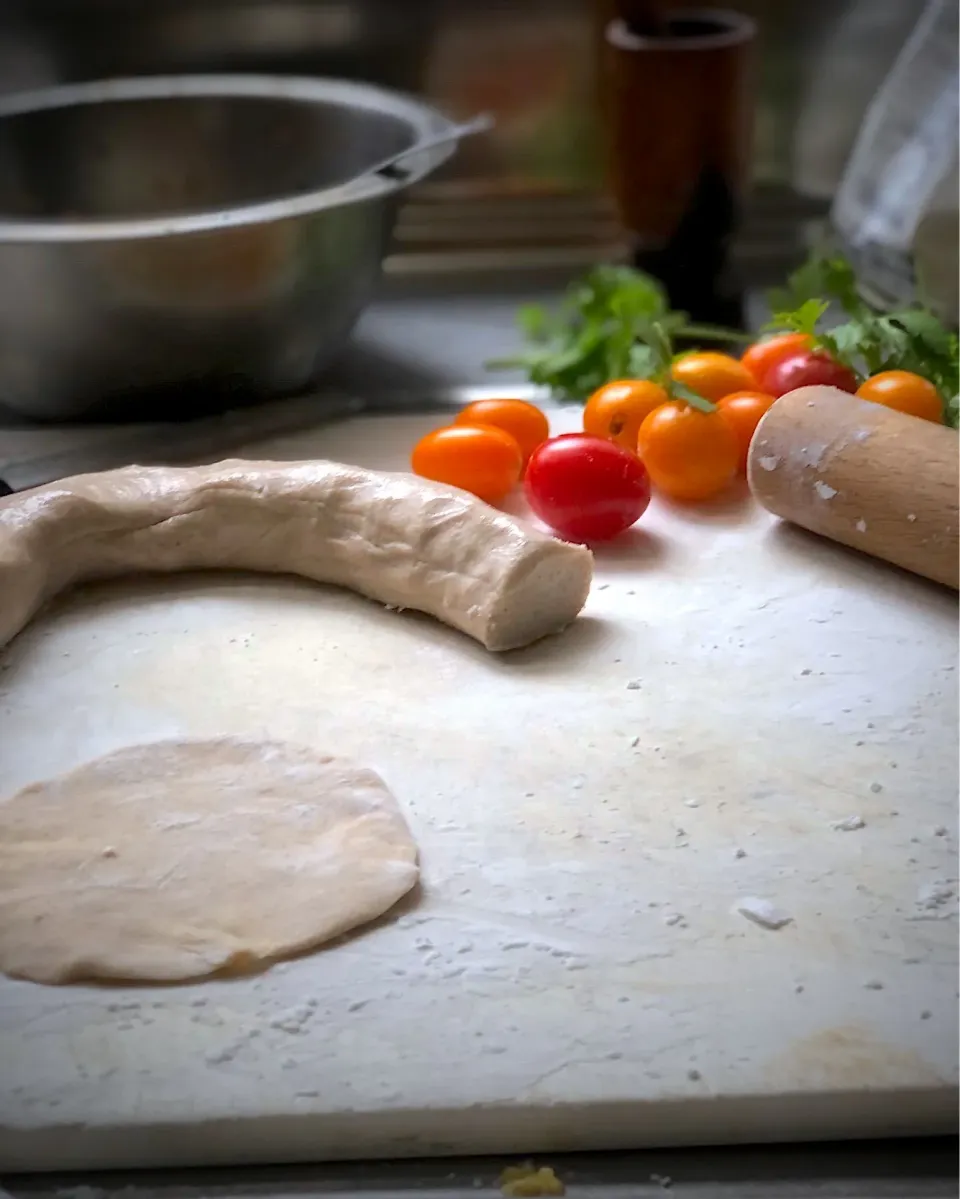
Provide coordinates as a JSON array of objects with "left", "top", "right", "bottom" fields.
[
  {"left": 0, "top": 0, "right": 955, "bottom": 444},
  {"left": 0, "top": 0, "right": 938, "bottom": 285}
]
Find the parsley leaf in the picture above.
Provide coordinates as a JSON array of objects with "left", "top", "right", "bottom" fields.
[
  {"left": 770, "top": 298, "right": 830, "bottom": 338},
  {"left": 765, "top": 252, "right": 959, "bottom": 429},
  {"left": 488, "top": 265, "right": 744, "bottom": 402}
]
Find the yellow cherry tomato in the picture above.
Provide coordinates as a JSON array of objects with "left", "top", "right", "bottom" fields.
[
  {"left": 856, "top": 370, "right": 943, "bottom": 423},
  {"left": 454, "top": 398, "right": 550, "bottom": 464},
  {"left": 671, "top": 351, "right": 758, "bottom": 403},
  {"left": 411, "top": 424, "right": 523, "bottom": 504},
  {"left": 583, "top": 379, "right": 669, "bottom": 452},
  {"left": 637, "top": 402, "right": 739, "bottom": 501}
]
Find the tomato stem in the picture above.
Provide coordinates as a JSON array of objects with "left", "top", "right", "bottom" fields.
[
  {"left": 682, "top": 323, "right": 752, "bottom": 344},
  {"left": 668, "top": 380, "right": 717, "bottom": 414}
]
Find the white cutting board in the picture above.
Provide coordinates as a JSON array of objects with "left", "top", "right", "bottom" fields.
[{"left": 0, "top": 408, "right": 957, "bottom": 1172}]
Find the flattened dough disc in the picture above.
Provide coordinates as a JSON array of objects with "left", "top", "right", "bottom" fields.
[{"left": 0, "top": 738, "right": 419, "bottom": 984}]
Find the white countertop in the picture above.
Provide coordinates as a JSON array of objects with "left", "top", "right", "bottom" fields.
[{"left": 1, "top": 406, "right": 956, "bottom": 1173}]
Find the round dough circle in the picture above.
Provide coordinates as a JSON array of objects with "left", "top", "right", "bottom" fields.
[{"left": 0, "top": 738, "right": 419, "bottom": 984}]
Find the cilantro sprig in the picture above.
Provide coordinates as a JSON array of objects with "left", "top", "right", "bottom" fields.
[
  {"left": 487, "top": 265, "right": 745, "bottom": 407},
  {"left": 767, "top": 254, "right": 959, "bottom": 428}
]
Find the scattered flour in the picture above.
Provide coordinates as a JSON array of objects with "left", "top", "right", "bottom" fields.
[
  {"left": 915, "top": 882, "right": 955, "bottom": 914},
  {"left": 268, "top": 1003, "right": 316, "bottom": 1034}
]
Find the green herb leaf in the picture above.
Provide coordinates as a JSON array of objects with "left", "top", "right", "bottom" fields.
[
  {"left": 627, "top": 342, "right": 658, "bottom": 379},
  {"left": 764, "top": 251, "right": 959, "bottom": 426},
  {"left": 818, "top": 321, "right": 869, "bottom": 371},
  {"left": 486, "top": 264, "right": 744, "bottom": 402},
  {"left": 768, "top": 255, "right": 867, "bottom": 320},
  {"left": 890, "top": 310, "right": 955, "bottom": 357},
  {"left": 516, "top": 304, "right": 551, "bottom": 342},
  {"left": 768, "top": 298, "right": 829, "bottom": 338}
]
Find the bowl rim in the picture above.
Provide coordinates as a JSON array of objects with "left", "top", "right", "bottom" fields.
[{"left": 0, "top": 73, "right": 456, "bottom": 244}]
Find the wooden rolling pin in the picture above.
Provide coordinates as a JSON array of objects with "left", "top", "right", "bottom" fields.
[{"left": 747, "top": 386, "right": 959, "bottom": 589}]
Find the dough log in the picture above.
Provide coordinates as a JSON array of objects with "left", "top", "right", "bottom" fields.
[{"left": 0, "top": 459, "right": 593, "bottom": 652}]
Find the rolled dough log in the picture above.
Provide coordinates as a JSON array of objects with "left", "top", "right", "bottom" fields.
[
  {"left": 0, "top": 738, "right": 419, "bottom": 984},
  {"left": 0, "top": 459, "right": 593, "bottom": 653}
]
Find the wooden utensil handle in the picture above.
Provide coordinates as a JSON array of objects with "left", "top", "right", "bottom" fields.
[{"left": 747, "top": 386, "right": 959, "bottom": 589}]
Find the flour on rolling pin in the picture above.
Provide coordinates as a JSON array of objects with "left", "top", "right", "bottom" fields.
[{"left": 747, "top": 386, "right": 959, "bottom": 589}]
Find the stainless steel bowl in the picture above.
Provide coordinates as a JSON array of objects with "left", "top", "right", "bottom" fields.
[{"left": 0, "top": 74, "right": 461, "bottom": 420}]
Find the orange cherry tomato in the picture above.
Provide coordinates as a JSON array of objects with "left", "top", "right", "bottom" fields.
[
  {"left": 741, "top": 332, "right": 812, "bottom": 385},
  {"left": 582, "top": 379, "right": 669, "bottom": 453},
  {"left": 411, "top": 424, "right": 523, "bottom": 504},
  {"left": 855, "top": 370, "right": 943, "bottom": 423},
  {"left": 715, "top": 390, "right": 778, "bottom": 473},
  {"left": 637, "top": 403, "right": 739, "bottom": 501},
  {"left": 454, "top": 398, "right": 550, "bottom": 464},
  {"left": 670, "top": 351, "right": 758, "bottom": 403}
]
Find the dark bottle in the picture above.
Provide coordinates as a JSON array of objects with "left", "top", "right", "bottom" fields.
[{"left": 599, "top": 7, "right": 756, "bottom": 328}]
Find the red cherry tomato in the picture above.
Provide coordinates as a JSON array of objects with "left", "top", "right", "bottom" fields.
[
  {"left": 761, "top": 350, "right": 857, "bottom": 397},
  {"left": 524, "top": 434, "right": 651, "bottom": 543},
  {"left": 740, "top": 332, "right": 812, "bottom": 383}
]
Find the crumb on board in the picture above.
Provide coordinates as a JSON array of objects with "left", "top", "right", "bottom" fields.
[
  {"left": 499, "top": 1162, "right": 566, "bottom": 1196},
  {"left": 830, "top": 815, "right": 866, "bottom": 831},
  {"left": 735, "top": 896, "right": 793, "bottom": 930}
]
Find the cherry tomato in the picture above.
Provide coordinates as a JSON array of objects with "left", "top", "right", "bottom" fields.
[
  {"left": 761, "top": 349, "right": 857, "bottom": 397},
  {"left": 582, "top": 379, "right": 669, "bottom": 453},
  {"left": 637, "top": 403, "right": 739, "bottom": 501},
  {"left": 454, "top": 398, "right": 550, "bottom": 464},
  {"left": 670, "top": 351, "right": 757, "bottom": 403},
  {"left": 855, "top": 370, "right": 943, "bottom": 423},
  {"left": 411, "top": 424, "right": 522, "bottom": 504},
  {"left": 716, "top": 390, "right": 777, "bottom": 473},
  {"left": 524, "top": 434, "right": 651, "bottom": 543},
  {"left": 741, "top": 332, "right": 812, "bottom": 383}
]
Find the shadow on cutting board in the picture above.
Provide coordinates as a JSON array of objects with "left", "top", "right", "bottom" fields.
[{"left": 768, "top": 521, "right": 960, "bottom": 608}]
